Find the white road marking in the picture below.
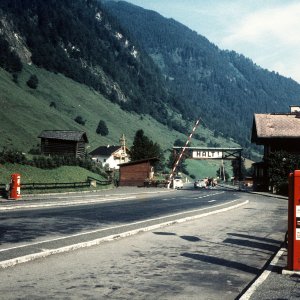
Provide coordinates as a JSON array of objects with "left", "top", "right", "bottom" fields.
[
  {"left": 195, "top": 191, "right": 224, "bottom": 200},
  {"left": 239, "top": 247, "right": 285, "bottom": 300},
  {"left": 0, "top": 190, "right": 176, "bottom": 211},
  {"left": 208, "top": 200, "right": 216, "bottom": 203},
  {"left": 0, "top": 196, "right": 137, "bottom": 211},
  {"left": 0, "top": 199, "right": 249, "bottom": 268}
]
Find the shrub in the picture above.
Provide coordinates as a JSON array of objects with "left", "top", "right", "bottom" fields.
[
  {"left": 28, "top": 145, "right": 41, "bottom": 155},
  {"left": 30, "top": 155, "right": 107, "bottom": 177},
  {"left": 49, "top": 101, "right": 57, "bottom": 108},
  {"left": 74, "top": 115, "right": 86, "bottom": 125},
  {"left": 26, "top": 74, "right": 39, "bottom": 89},
  {"left": 0, "top": 148, "right": 27, "bottom": 164},
  {"left": 268, "top": 151, "right": 300, "bottom": 195},
  {"left": 12, "top": 73, "right": 19, "bottom": 83}
]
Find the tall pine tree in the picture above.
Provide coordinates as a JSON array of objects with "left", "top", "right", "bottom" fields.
[{"left": 130, "top": 129, "right": 162, "bottom": 161}]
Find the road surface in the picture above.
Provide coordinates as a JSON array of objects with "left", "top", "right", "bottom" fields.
[{"left": 0, "top": 187, "right": 288, "bottom": 299}]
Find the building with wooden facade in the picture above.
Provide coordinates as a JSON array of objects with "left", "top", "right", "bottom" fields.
[
  {"left": 38, "top": 130, "right": 88, "bottom": 158},
  {"left": 119, "top": 158, "right": 159, "bottom": 186},
  {"left": 251, "top": 106, "right": 300, "bottom": 191}
]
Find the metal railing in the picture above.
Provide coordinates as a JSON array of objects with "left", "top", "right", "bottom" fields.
[{"left": 0, "top": 178, "right": 112, "bottom": 193}]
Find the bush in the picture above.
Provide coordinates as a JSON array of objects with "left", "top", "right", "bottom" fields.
[
  {"left": 28, "top": 145, "right": 41, "bottom": 155},
  {"left": 74, "top": 115, "right": 86, "bottom": 125},
  {"left": 49, "top": 101, "right": 57, "bottom": 108},
  {"left": 30, "top": 155, "right": 107, "bottom": 177},
  {"left": 26, "top": 74, "right": 39, "bottom": 89},
  {"left": 269, "top": 150, "right": 300, "bottom": 195},
  {"left": 12, "top": 73, "right": 19, "bottom": 83},
  {"left": 0, "top": 148, "right": 27, "bottom": 164}
]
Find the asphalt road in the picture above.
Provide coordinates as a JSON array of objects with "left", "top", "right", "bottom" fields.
[
  {"left": 0, "top": 187, "right": 288, "bottom": 299},
  {"left": 0, "top": 187, "right": 242, "bottom": 263}
]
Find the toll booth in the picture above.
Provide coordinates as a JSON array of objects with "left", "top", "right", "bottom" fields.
[
  {"left": 287, "top": 171, "right": 300, "bottom": 271},
  {"left": 9, "top": 173, "right": 21, "bottom": 200}
]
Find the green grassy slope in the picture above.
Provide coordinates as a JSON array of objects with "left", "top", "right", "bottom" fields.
[
  {"left": 0, "top": 65, "right": 241, "bottom": 181},
  {"left": 186, "top": 159, "right": 233, "bottom": 180},
  {"left": 0, "top": 65, "right": 238, "bottom": 153},
  {"left": 0, "top": 164, "right": 105, "bottom": 184}
]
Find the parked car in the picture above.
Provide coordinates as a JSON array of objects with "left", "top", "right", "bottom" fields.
[
  {"left": 194, "top": 179, "right": 207, "bottom": 189},
  {"left": 173, "top": 176, "right": 184, "bottom": 189}
]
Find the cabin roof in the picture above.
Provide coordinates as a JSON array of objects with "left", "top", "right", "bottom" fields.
[{"left": 38, "top": 130, "right": 88, "bottom": 142}]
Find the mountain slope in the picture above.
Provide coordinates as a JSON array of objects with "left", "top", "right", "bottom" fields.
[
  {"left": 0, "top": 64, "right": 236, "bottom": 154},
  {"left": 0, "top": 0, "right": 176, "bottom": 124},
  {"left": 103, "top": 1, "right": 300, "bottom": 154},
  {"left": 0, "top": 0, "right": 240, "bottom": 159}
]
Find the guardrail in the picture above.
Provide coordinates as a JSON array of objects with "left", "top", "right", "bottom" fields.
[
  {"left": 0, "top": 178, "right": 112, "bottom": 193},
  {"left": 21, "top": 182, "right": 90, "bottom": 190}
]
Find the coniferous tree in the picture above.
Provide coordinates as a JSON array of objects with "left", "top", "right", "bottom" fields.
[
  {"left": 130, "top": 129, "right": 162, "bottom": 161},
  {"left": 96, "top": 120, "right": 109, "bottom": 136}
]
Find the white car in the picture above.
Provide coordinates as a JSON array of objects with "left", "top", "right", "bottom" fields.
[
  {"left": 194, "top": 179, "right": 207, "bottom": 189},
  {"left": 173, "top": 176, "right": 183, "bottom": 189}
]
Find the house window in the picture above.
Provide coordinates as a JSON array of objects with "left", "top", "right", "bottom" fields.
[{"left": 104, "top": 159, "right": 106, "bottom": 162}]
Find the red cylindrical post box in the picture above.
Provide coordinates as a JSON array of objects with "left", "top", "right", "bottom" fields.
[
  {"left": 287, "top": 170, "right": 300, "bottom": 271},
  {"left": 9, "top": 173, "right": 21, "bottom": 200}
]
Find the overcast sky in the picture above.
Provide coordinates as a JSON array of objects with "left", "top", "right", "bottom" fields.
[{"left": 125, "top": 0, "right": 300, "bottom": 83}]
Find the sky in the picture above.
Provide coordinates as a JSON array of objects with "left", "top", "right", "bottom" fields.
[{"left": 125, "top": 0, "right": 300, "bottom": 83}]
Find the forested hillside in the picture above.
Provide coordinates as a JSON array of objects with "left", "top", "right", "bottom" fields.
[
  {"left": 103, "top": 1, "right": 300, "bottom": 156},
  {"left": 0, "top": 0, "right": 178, "bottom": 125},
  {"left": 2, "top": 0, "right": 300, "bottom": 160}
]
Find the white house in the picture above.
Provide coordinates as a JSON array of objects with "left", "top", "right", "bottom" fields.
[{"left": 89, "top": 145, "right": 130, "bottom": 170}]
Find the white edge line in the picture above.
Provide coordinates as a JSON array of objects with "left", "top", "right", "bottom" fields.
[
  {"left": 239, "top": 247, "right": 286, "bottom": 300},
  {"left": 0, "top": 200, "right": 249, "bottom": 269}
]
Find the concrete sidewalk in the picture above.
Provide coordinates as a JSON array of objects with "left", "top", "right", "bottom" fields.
[
  {"left": 237, "top": 190, "right": 299, "bottom": 299},
  {"left": 239, "top": 247, "right": 300, "bottom": 299}
]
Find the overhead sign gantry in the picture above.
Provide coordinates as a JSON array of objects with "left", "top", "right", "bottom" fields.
[
  {"left": 167, "top": 117, "right": 243, "bottom": 189},
  {"left": 172, "top": 146, "right": 243, "bottom": 181}
]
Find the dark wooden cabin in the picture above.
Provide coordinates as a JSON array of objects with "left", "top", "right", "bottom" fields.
[
  {"left": 119, "top": 158, "right": 159, "bottom": 186},
  {"left": 251, "top": 107, "right": 300, "bottom": 191},
  {"left": 38, "top": 130, "right": 88, "bottom": 158}
]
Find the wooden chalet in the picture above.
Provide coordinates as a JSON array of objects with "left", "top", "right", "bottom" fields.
[
  {"left": 251, "top": 106, "right": 300, "bottom": 191},
  {"left": 119, "top": 158, "right": 159, "bottom": 186},
  {"left": 38, "top": 130, "right": 88, "bottom": 158}
]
